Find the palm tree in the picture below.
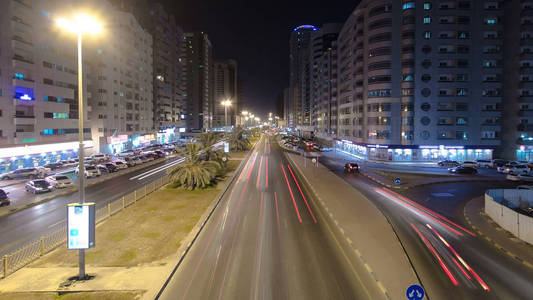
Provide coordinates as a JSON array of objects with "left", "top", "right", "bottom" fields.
[
  {"left": 198, "top": 132, "right": 223, "bottom": 161},
  {"left": 168, "top": 143, "right": 220, "bottom": 190},
  {"left": 229, "top": 127, "right": 250, "bottom": 151}
]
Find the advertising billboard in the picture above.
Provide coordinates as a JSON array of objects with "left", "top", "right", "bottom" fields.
[{"left": 67, "top": 203, "right": 95, "bottom": 250}]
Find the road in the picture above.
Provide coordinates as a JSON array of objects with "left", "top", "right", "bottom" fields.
[
  {"left": 157, "top": 135, "right": 378, "bottom": 300},
  {"left": 319, "top": 153, "right": 533, "bottom": 299},
  {"left": 0, "top": 155, "right": 185, "bottom": 257}
]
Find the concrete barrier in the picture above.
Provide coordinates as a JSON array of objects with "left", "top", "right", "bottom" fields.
[{"left": 485, "top": 191, "right": 533, "bottom": 245}]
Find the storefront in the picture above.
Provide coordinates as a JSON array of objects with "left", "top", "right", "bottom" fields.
[
  {"left": 335, "top": 139, "right": 493, "bottom": 162},
  {"left": 517, "top": 145, "right": 533, "bottom": 162},
  {"left": 106, "top": 135, "right": 129, "bottom": 154},
  {"left": 0, "top": 141, "right": 93, "bottom": 174},
  {"left": 157, "top": 128, "right": 177, "bottom": 144}
]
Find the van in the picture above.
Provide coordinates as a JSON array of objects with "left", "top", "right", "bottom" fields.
[{"left": 475, "top": 159, "right": 492, "bottom": 168}]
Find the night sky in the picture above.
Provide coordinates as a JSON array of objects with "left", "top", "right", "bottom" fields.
[{"left": 161, "top": 0, "right": 358, "bottom": 117}]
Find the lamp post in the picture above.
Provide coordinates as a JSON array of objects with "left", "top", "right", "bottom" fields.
[
  {"left": 221, "top": 99, "right": 232, "bottom": 132},
  {"left": 57, "top": 14, "right": 102, "bottom": 280}
]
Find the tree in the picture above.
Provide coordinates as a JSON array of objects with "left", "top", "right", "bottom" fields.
[
  {"left": 168, "top": 143, "right": 220, "bottom": 190},
  {"left": 229, "top": 127, "right": 250, "bottom": 151},
  {"left": 198, "top": 132, "right": 227, "bottom": 164}
]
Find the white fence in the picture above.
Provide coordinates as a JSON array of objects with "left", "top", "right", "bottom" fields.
[{"left": 485, "top": 190, "right": 533, "bottom": 245}]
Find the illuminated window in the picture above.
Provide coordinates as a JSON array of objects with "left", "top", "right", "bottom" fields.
[
  {"left": 423, "top": 17, "right": 431, "bottom": 24},
  {"left": 423, "top": 31, "right": 432, "bottom": 39},
  {"left": 424, "top": 2, "right": 431, "bottom": 10},
  {"left": 402, "top": 2, "right": 415, "bottom": 10}
]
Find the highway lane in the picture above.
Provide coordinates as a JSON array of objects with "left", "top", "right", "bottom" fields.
[
  {"left": 158, "top": 135, "right": 378, "bottom": 300},
  {"left": 0, "top": 155, "right": 184, "bottom": 257},
  {"left": 319, "top": 153, "right": 533, "bottom": 299}
]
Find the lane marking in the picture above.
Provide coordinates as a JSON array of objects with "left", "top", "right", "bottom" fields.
[
  {"left": 287, "top": 164, "right": 317, "bottom": 223},
  {"left": 130, "top": 158, "right": 184, "bottom": 180},
  {"left": 265, "top": 156, "right": 269, "bottom": 188},
  {"left": 281, "top": 165, "right": 302, "bottom": 223}
]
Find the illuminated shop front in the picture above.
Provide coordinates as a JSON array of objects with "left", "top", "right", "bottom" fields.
[
  {"left": 517, "top": 145, "right": 533, "bottom": 162},
  {"left": 335, "top": 139, "right": 493, "bottom": 162},
  {"left": 106, "top": 135, "right": 129, "bottom": 154},
  {"left": 0, "top": 141, "right": 94, "bottom": 174},
  {"left": 157, "top": 128, "right": 178, "bottom": 144}
]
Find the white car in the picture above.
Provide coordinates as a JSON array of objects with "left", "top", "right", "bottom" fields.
[
  {"left": 499, "top": 164, "right": 529, "bottom": 174},
  {"left": 91, "top": 153, "right": 110, "bottom": 163},
  {"left": 75, "top": 165, "right": 101, "bottom": 178},
  {"left": 460, "top": 161, "right": 478, "bottom": 168},
  {"left": 475, "top": 159, "right": 492, "bottom": 168},
  {"left": 518, "top": 173, "right": 533, "bottom": 182},
  {"left": 45, "top": 175, "right": 74, "bottom": 188},
  {"left": 113, "top": 161, "right": 128, "bottom": 170}
]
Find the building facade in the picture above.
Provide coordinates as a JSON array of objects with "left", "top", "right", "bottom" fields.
[
  {"left": 182, "top": 32, "right": 212, "bottom": 132},
  {"left": 86, "top": 1, "right": 154, "bottom": 154},
  {"left": 212, "top": 59, "right": 238, "bottom": 129},
  {"left": 0, "top": 0, "right": 94, "bottom": 171},
  {"left": 289, "top": 25, "right": 318, "bottom": 131},
  {"left": 332, "top": 0, "right": 504, "bottom": 162}
]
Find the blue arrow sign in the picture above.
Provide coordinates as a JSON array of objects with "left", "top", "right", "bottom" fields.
[
  {"left": 395, "top": 178, "right": 401, "bottom": 185},
  {"left": 406, "top": 284, "right": 425, "bottom": 300}
]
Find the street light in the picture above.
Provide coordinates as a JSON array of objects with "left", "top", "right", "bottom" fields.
[
  {"left": 221, "top": 99, "right": 232, "bottom": 132},
  {"left": 57, "top": 13, "right": 102, "bottom": 280}
]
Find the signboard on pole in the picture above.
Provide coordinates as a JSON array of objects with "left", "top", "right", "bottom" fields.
[
  {"left": 224, "top": 142, "right": 230, "bottom": 153},
  {"left": 67, "top": 203, "right": 95, "bottom": 250}
]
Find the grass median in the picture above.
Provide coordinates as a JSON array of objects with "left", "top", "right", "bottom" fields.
[
  {"left": 32, "top": 159, "right": 241, "bottom": 268},
  {"left": 0, "top": 291, "right": 142, "bottom": 300}
]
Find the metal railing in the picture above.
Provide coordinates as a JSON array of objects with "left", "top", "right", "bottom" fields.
[{"left": 2, "top": 175, "right": 170, "bottom": 279}]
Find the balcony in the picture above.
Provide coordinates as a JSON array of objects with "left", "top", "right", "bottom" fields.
[
  {"left": 13, "top": 115, "right": 36, "bottom": 125},
  {"left": 12, "top": 0, "right": 32, "bottom": 9},
  {"left": 12, "top": 54, "right": 33, "bottom": 65},
  {"left": 11, "top": 35, "right": 32, "bottom": 46}
]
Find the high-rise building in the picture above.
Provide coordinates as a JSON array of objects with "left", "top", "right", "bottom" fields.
[
  {"left": 85, "top": 0, "right": 153, "bottom": 154},
  {"left": 333, "top": 0, "right": 504, "bottom": 162},
  {"left": 310, "top": 23, "right": 342, "bottom": 140},
  {"left": 0, "top": 0, "right": 94, "bottom": 170},
  {"left": 289, "top": 25, "right": 318, "bottom": 131},
  {"left": 212, "top": 59, "right": 238, "bottom": 129},
  {"left": 182, "top": 32, "right": 212, "bottom": 132},
  {"left": 109, "top": 0, "right": 186, "bottom": 143}
]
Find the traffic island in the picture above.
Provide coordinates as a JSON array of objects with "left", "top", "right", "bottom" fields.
[{"left": 0, "top": 159, "right": 243, "bottom": 300}]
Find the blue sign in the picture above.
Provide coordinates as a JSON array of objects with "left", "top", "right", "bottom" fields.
[
  {"left": 406, "top": 284, "right": 425, "bottom": 300},
  {"left": 395, "top": 178, "right": 401, "bottom": 185}
]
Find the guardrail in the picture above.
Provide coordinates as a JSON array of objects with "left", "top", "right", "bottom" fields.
[{"left": 2, "top": 175, "right": 171, "bottom": 279}]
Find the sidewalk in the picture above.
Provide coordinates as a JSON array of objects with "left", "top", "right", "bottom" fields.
[
  {"left": 464, "top": 197, "right": 533, "bottom": 270},
  {"left": 285, "top": 152, "right": 420, "bottom": 300}
]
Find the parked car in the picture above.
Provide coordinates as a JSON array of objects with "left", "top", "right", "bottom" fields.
[
  {"left": 475, "top": 159, "right": 492, "bottom": 168},
  {"left": 0, "top": 168, "right": 39, "bottom": 180},
  {"left": 460, "top": 161, "right": 478, "bottom": 168},
  {"left": 103, "top": 163, "right": 119, "bottom": 172},
  {"left": 75, "top": 165, "right": 100, "bottom": 178},
  {"left": 344, "top": 163, "right": 360, "bottom": 174},
  {"left": 113, "top": 161, "right": 128, "bottom": 170},
  {"left": 508, "top": 173, "right": 533, "bottom": 182},
  {"left": 154, "top": 150, "right": 166, "bottom": 158},
  {"left": 25, "top": 179, "right": 52, "bottom": 194},
  {"left": 91, "top": 153, "right": 110, "bottom": 163},
  {"left": 517, "top": 185, "right": 533, "bottom": 190},
  {"left": 45, "top": 175, "right": 74, "bottom": 188},
  {"left": 438, "top": 160, "right": 460, "bottom": 167},
  {"left": 491, "top": 159, "right": 509, "bottom": 168},
  {"left": 498, "top": 164, "right": 529, "bottom": 174},
  {"left": 0, "top": 189, "right": 10, "bottom": 206},
  {"left": 123, "top": 157, "right": 140, "bottom": 167},
  {"left": 448, "top": 166, "right": 478, "bottom": 174},
  {"left": 43, "top": 162, "right": 64, "bottom": 170}
]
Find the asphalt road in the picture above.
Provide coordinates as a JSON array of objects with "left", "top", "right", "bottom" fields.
[
  {"left": 0, "top": 155, "right": 184, "bottom": 257},
  {"left": 157, "top": 135, "right": 377, "bottom": 300},
  {"left": 319, "top": 154, "right": 533, "bottom": 299}
]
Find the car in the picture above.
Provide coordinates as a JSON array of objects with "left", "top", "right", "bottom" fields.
[
  {"left": 25, "top": 179, "right": 52, "bottom": 194},
  {"left": 91, "top": 153, "right": 109, "bottom": 163},
  {"left": 448, "top": 166, "right": 478, "bottom": 174},
  {"left": 43, "top": 162, "right": 64, "bottom": 170},
  {"left": 313, "top": 145, "right": 332, "bottom": 152},
  {"left": 154, "top": 150, "right": 166, "bottom": 158},
  {"left": 0, "top": 189, "right": 10, "bottom": 206},
  {"left": 344, "top": 163, "right": 360, "bottom": 173},
  {"left": 75, "top": 165, "right": 101, "bottom": 178},
  {"left": 475, "top": 159, "right": 492, "bottom": 168},
  {"left": 123, "top": 157, "right": 139, "bottom": 167},
  {"left": 0, "top": 168, "right": 39, "bottom": 180},
  {"left": 45, "top": 175, "right": 74, "bottom": 188},
  {"left": 490, "top": 159, "right": 509, "bottom": 168},
  {"left": 113, "top": 161, "right": 128, "bottom": 169},
  {"left": 438, "top": 160, "right": 460, "bottom": 167},
  {"left": 460, "top": 161, "right": 478, "bottom": 168},
  {"left": 103, "top": 163, "right": 119, "bottom": 172},
  {"left": 514, "top": 173, "right": 533, "bottom": 182},
  {"left": 498, "top": 164, "right": 529, "bottom": 174},
  {"left": 517, "top": 185, "right": 533, "bottom": 190}
]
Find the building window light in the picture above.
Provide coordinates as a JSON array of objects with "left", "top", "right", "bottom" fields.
[
  {"left": 423, "top": 31, "right": 432, "bottom": 39},
  {"left": 424, "top": 2, "right": 431, "bottom": 10},
  {"left": 423, "top": 17, "right": 431, "bottom": 24},
  {"left": 402, "top": 2, "right": 415, "bottom": 10}
]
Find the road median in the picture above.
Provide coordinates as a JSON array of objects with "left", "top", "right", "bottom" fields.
[{"left": 284, "top": 151, "right": 421, "bottom": 300}]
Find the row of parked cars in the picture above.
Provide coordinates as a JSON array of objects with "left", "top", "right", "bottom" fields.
[{"left": 280, "top": 136, "right": 332, "bottom": 152}]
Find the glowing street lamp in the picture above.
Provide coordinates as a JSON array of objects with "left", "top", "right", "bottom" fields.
[
  {"left": 221, "top": 99, "right": 232, "bottom": 132},
  {"left": 56, "top": 13, "right": 102, "bottom": 280}
]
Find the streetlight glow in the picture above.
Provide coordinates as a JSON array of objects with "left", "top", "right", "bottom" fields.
[{"left": 56, "top": 14, "right": 102, "bottom": 35}]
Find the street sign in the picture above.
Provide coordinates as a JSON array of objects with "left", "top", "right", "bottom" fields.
[
  {"left": 67, "top": 203, "right": 95, "bottom": 250},
  {"left": 406, "top": 284, "right": 425, "bottom": 300},
  {"left": 395, "top": 178, "right": 401, "bottom": 185},
  {"left": 224, "top": 142, "right": 230, "bottom": 153}
]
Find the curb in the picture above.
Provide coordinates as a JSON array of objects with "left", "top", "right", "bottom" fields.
[
  {"left": 284, "top": 151, "right": 391, "bottom": 300},
  {"left": 153, "top": 140, "right": 258, "bottom": 300},
  {"left": 0, "top": 157, "right": 171, "bottom": 218},
  {"left": 463, "top": 201, "right": 533, "bottom": 271}
]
